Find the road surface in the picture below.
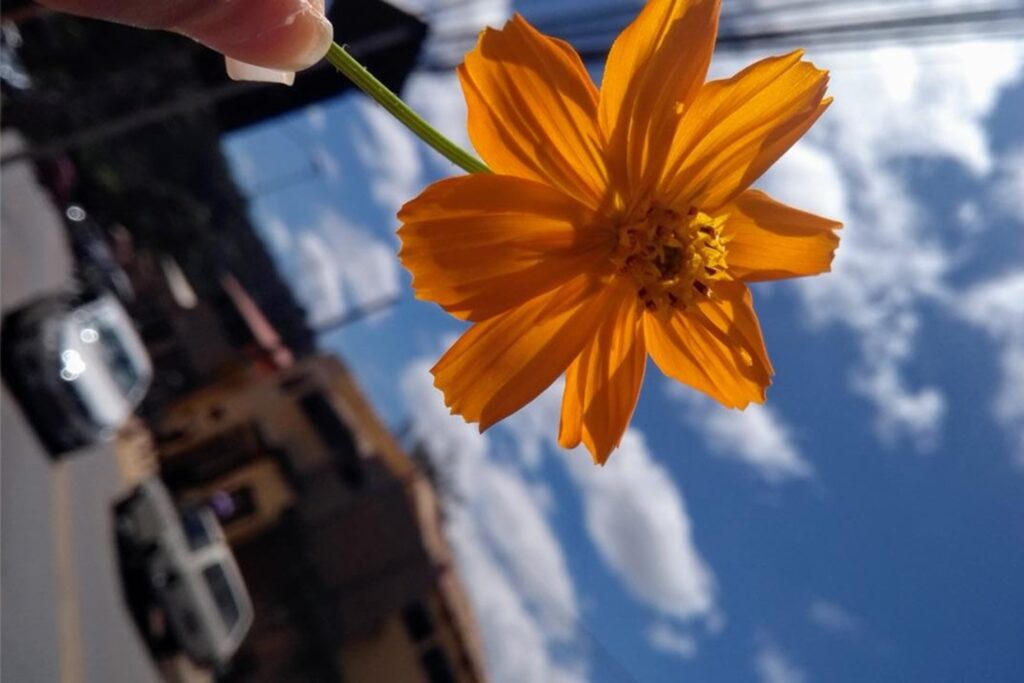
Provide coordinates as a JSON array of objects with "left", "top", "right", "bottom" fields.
[{"left": 1, "top": 134, "right": 161, "bottom": 683}]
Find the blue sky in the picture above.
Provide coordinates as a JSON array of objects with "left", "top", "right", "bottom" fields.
[{"left": 224, "top": 2, "right": 1024, "bottom": 681}]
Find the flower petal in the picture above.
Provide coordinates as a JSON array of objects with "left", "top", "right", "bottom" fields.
[
  {"left": 433, "top": 275, "right": 618, "bottom": 431},
  {"left": 458, "top": 14, "right": 608, "bottom": 208},
  {"left": 644, "top": 281, "right": 772, "bottom": 408},
  {"left": 399, "top": 175, "right": 614, "bottom": 321},
  {"left": 661, "top": 50, "right": 831, "bottom": 211},
  {"left": 724, "top": 189, "right": 842, "bottom": 281},
  {"left": 559, "top": 281, "right": 646, "bottom": 464},
  {"left": 599, "top": 0, "right": 720, "bottom": 198}
]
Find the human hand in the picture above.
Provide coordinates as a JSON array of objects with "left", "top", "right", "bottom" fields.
[{"left": 36, "top": 0, "right": 333, "bottom": 84}]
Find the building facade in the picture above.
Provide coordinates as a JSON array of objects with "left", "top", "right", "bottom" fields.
[{"left": 155, "top": 355, "right": 486, "bottom": 683}]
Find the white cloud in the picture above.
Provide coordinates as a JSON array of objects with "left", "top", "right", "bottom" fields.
[
  {"left": 353, "top": 99, "right": 426, "bottom": 218},
  {"left": 292, "top": 210, "right": 400, "bottom": 325},
  {"left": 852, "top": 364, "right": 946, "bottom": 451},
  {"left": 503, "top": 385, "right": 718, "bottom": 623},
  {"left": 295, "top": 231, "right": 345, "bottom": 322},
  {"left": 370, "top": 0, "right": 512, "bottom": 179},
  {"left": 414, "top": 0, "right": 512, "bottom": 67},
  {"left": 755, "top": 642, "right": 807, "bottom": 683},
  {"left": 764, "top": 138, "right": 949, "bottom": 451},
  {"left": 823, "top": 42, "right": 1021, "bottom": 176},
  {"left": 955, "top": 270, "right": 1024, "bottom": 466},
  {"left": 402, "top": 351, "right": 720, "bottom": 678},
  {"left": 711, "top": 39, "right": 1024, "bottom": 452},
  {"left": 564, "top": 429, "right": 716, "bottom": 621},
  {"left": 492, "top": 394, "right": 724, "bottom": 649},
  {"left": 991, "top": 145, "right": 1024, "bottom": 220},
  {"left": 476, "top": 465, "right": 579, "bottom": 639},
  {"left": 446, "top": 513, "right": 585, "bottom": 683},
  {"left": 405, "top": 71, "right": 473, "bottom": 158},
  {"left": 346, "top": 0, "right": 513, "bottom": 213},
  {"left": 647, "top": 621, "right": 699, "bottom": 659},
  {"left": 667, "top": 385, "right": 812, "bottom": 483},
  {"left": 400, "top": 360, "right": 587, "bottom": 682},
  {"left": 955, "top": 200, "right": 984, "bottom": 235},
  {"left": 808, "top": 599, "right": 861, "bottom": 636}
]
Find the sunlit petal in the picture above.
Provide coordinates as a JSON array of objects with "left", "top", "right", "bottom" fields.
[
  {"left": 724, "top": 189, "right": 842, "bottom": 281},
  {"left": 661, "top": 51, "right": 830, "bottom": 211},
  {"left": 458, "top": 14, "right": 608, "bottom": 208},
  {"left": 559, "top": 280, "right": 646, "bottom": 464},
  {"left": 645, "top": 282, "right": 772, "bottom": 409},
  {"left": 599, "top": 0, "right": 720, "bottom": 198},
  {"left": 433, "top": 275, "right": 619, "bottom": 431},
  {"left": 399, "top": 174, "right": 614, "bottom": 321}
]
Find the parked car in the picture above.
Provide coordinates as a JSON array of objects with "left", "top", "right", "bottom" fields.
[
  {"left": 116, "top": 478, "right": 254, "bottom": 669},
  {"left": 2, "top": 288, "right": 152, "bottom": 456}
]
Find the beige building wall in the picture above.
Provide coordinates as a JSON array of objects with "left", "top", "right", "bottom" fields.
[{"left": 154, "top": 354, "right": 488, "bottom": 682}]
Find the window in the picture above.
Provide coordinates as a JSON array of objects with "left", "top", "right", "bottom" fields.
[
  {"left": 80, "top": 317, "right": 143, "bottom": 395},
  {"left": 403, "top": 601, "right": 434, "bottom": 642},
  {"left": 420, "top": 648, "right": 456, "bottom": 683},
  {"left": 180, "top": 509, "right": 215, "bottom": 550},
  {"left": 207, "top": 486, "right": 256, "bottom": 526},
  {"left": 203, "top": 564, "right": 241, "bottom": 631},
  {"left": 297, "top": 392, "right": 364, "bottom": 486}
]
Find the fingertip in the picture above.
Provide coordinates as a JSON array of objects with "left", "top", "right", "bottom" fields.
[{"left": 180, "top": 0, "right": 333, "bottom": 72}]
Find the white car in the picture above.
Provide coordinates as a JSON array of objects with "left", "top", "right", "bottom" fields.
[
  {"left": 2, "top": 289, "right": 152, "bottom": 455},
  {"left": 117, "top": 478, "right": 254, "bottom": 668}
]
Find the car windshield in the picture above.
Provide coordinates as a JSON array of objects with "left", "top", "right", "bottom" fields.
[
  {"left": 79, "top": 317, "right": 143, "bottom": 396},
  {"left": 180, "top": 510, "right": 214, "bottom": 551},
  {"left": 203, "top": 564, "right": 240, "bottom": 631}
]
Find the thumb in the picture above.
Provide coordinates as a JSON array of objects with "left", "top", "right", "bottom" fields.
[{"left": 38, "top": 0, "right": 333, "bottom": 72}]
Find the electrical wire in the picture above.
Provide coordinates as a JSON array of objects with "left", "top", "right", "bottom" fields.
[{"left": 417, "top": 1, "right": 1024, "bottom": 71}]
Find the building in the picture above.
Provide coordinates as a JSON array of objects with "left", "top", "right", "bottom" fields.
[{"left": 154, "top": 355, "right": 487, "bottom": 683}]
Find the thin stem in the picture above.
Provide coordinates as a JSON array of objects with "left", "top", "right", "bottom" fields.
[{"left": 325, "top": 42, "right": 490, "bottom": 175}]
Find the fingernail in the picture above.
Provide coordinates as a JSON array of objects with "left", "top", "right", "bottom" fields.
[
  {"left": 290, "top": 6, "right": 333, "bottom": 71},
  {"left": 225, "top": 57, "right": 295, "bottom": 86}
]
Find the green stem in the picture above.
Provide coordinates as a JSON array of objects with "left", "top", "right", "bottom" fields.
[{"left": 325, "top": 42, "right": 490, "bottom": 175}]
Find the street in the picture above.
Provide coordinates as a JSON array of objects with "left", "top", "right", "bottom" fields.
[{"left": 1, "top": 133, "right": 161, "bottom": 683}]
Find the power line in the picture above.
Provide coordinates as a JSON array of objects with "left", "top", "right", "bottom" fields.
[
  {"left": 418, "top": 2, "right": 1024, "bottom": 71},
  {"left": 571, "top": 5, "right": 1024, "bottom": 54},
  {"left": 312, "top": 294, "right": 401, "bottom": 335}
]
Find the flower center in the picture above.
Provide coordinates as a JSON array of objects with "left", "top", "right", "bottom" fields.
[{"left": 612, "top": 202, "right": 731, "bottom": 312}]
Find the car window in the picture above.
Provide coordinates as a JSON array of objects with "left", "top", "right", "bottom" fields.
[
  {"left": 86, "top": 319, "right": 142, "bottom": 395},
  {"left": 180, "top": 510, "right": 214, "bottom": 551},
  {"left": 203, "top": 564, "right": 241, "bottom": 631}
]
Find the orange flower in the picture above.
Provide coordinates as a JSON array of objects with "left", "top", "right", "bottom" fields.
[{"left": 398, "top": 0, "right": 841, "bottom": 464}]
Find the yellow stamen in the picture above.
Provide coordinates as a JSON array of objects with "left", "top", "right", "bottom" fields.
[{"left": 612, "top": 202, "right": 731, "bottom": 312}]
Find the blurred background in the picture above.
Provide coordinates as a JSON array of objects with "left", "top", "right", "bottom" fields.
[{"left": 2, "top": 1, "right": 1023, "bottom": 682}]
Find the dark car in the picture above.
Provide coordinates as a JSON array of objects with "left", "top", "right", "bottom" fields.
[{"left": 2, "top": 289, "right": 152, "bottom": 456}]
